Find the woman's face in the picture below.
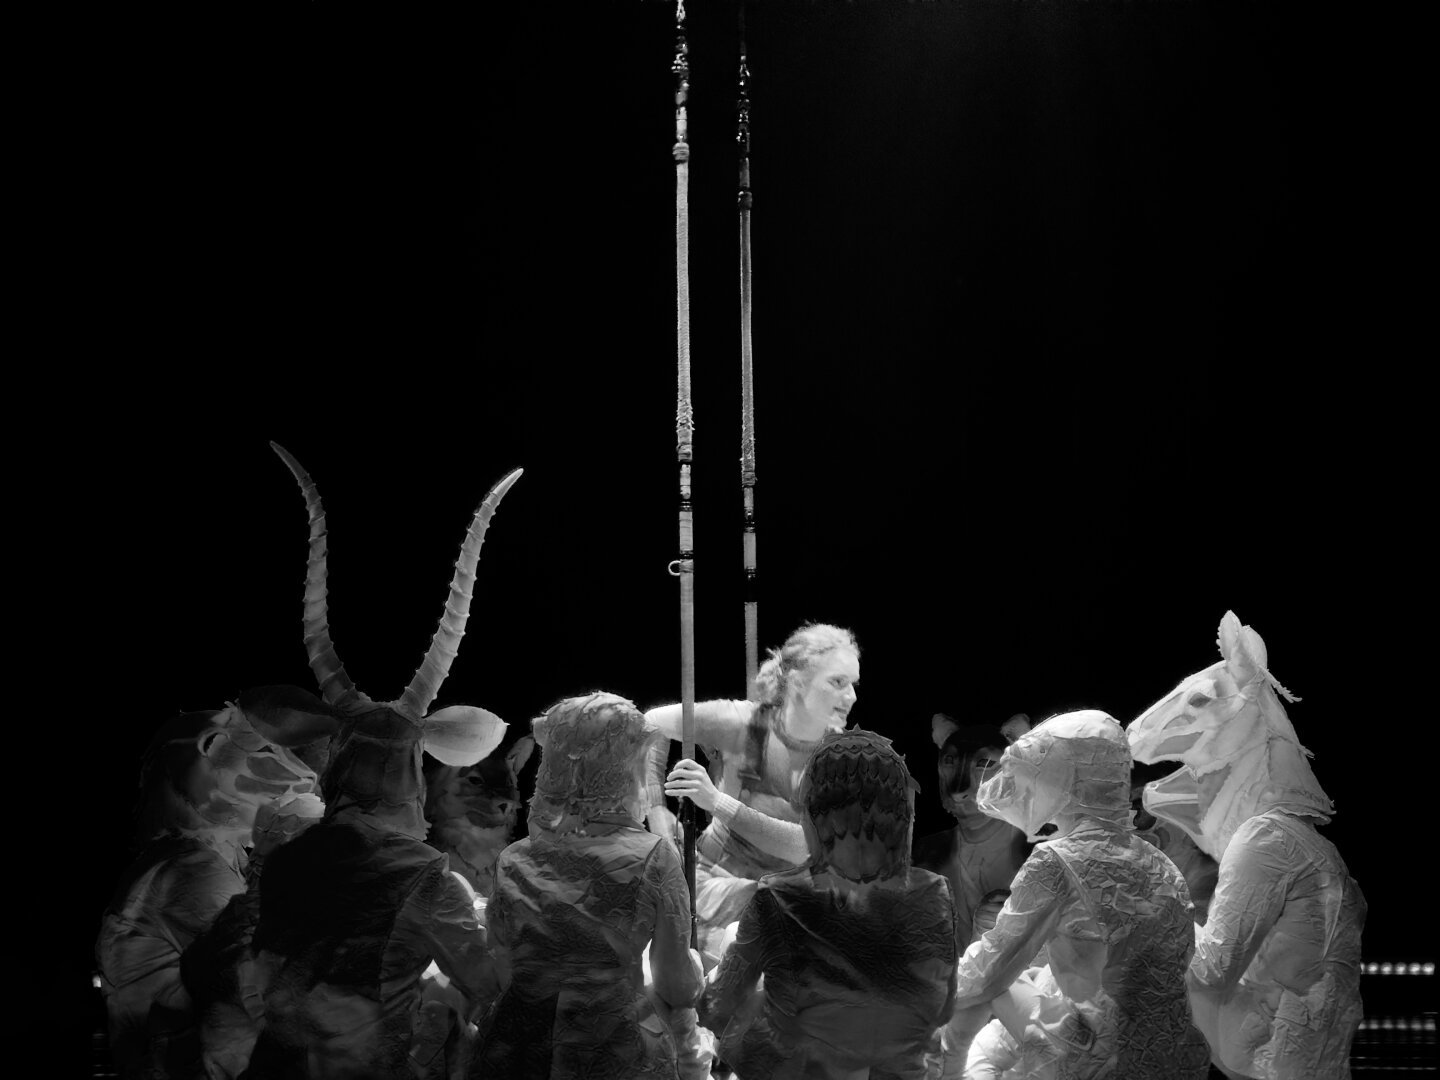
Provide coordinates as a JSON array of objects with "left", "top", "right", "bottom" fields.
[{"left": 798, "top": 649, "right": 860, "bottom": 730}]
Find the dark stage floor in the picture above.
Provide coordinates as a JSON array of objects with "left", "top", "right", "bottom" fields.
[{"left": 87, "top": 968, "right": 1437, "bottom": 1078}]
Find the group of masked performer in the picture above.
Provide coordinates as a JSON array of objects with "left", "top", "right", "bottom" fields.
[{"left": 97, "top": 613, "right": 1367, "bottom": 1080}]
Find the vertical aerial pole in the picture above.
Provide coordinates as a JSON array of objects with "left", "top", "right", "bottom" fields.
[
  {"left": 737, "top": 1, "right": 759, "bottom": 696},
  {"left": 670, "top": 0, "right": 699, "bottom": 948}
]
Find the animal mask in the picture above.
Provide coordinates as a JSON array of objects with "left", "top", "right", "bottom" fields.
[
  {"left": 132, "top": 702, "right": 323, "bottom": 847},
  {"left": 424, "top": 735, "right": 535, "bottom": 895},
  {"left": 1126, "top": 611, "right": 1332, "bottom": 860},
  {"left": 930, "top": 713, "right": 1032, "bottom": 824},
  {"left": 271, "top": 443, "right": 517, "bottom": 839},
  {"left": 976, "top": 710, "right": 1132, "bottom": 837}
]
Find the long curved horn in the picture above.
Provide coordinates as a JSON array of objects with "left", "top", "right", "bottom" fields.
[
  {"left": 395, "top": 468, "right": 523, "bottom": 721},
  {"left": 271, "top": 442, "right": 365, "bottom": 709}
]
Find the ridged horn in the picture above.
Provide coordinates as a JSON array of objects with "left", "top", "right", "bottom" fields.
[
  {"left": 395, "top": 468, "right": 523, "bottom": 721},
  {"left": 271, "top": 442, "right": 365, "bottom": 709}
]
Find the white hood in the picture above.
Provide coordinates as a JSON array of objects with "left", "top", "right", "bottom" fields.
[{"left": 977, "top": 710, "right": 1133, "bottom": 837}]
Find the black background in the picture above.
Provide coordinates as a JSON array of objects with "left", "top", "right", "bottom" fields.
[{"left": 56, "top": 0, "right": 1427, "bottom": 1004}]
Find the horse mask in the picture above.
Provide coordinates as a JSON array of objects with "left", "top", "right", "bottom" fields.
[{"left": 1126, "top": 611, "right": 1332, "bottom": 860}]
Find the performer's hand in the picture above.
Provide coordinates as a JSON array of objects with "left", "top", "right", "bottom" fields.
[
  {"left": 687, "top": 947, "right": 705, "bottom": 985},
  {"left": 647, "top": 805, "right": 680, "bottom": 844},
  {"left": 938, "top": 1005, "right": 991, "bottom": 1080},
  {"left": 665, "top": 758, "right": 720, "bottom": 812}
]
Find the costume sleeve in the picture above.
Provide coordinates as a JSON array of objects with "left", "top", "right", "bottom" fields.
[
  {"left": 964, "top": 1019, "right": 1020, "bottom": 1080},
  {"left": 644, "top": 838, "right": 704, "bottom": 1011},
  {"left": 643, "top": 700, "right": 754, "bottom": 813},
  {"left": 710, "top": 792, "right": 810, "bottom": 864},
  {"left": 1188, "top": 815, "right": 1291, "bottom": 995},
  {"left": 700, "top": 888, "right": 776, "bottom": 1033},
  {"left": 641, "top": 838, "right": 711, "bottom": 1080},
  {"left": 951, "top": 846, "right": 1066, "bottom": 1012},
  {"left": 179, "top": 888, "right": 259, "bottom": 1005},
  {"left": 164, "top": 849, "right": 249, "bottom": 952},
  {"left": 393, "top": 859, "right": 497, "bottom": 1013}
]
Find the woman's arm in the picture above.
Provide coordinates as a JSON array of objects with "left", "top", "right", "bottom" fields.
[
  {"left": 644, "top": 699, "right": 753, "bottom": 751},
  {"left": 642, "top": 700, "right": 753, "bottom": 834},
  {"left": 665, "top": 759, "right": 810, "bottom": 864}
]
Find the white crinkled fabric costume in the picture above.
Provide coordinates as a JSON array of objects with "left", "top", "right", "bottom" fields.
[
  {"left": 943, "top": 710, "right": 1211, "bottom": 1080},
  {"left": 1127, "top": 611, "right": 1366, "bottom": 1080}
]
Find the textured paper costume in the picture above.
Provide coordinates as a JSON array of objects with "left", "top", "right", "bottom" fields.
[
  {"left": 914, "top": 715, "right": 1031, "bottom": 952},
  {"left": 182, "top": 792, "right": 325, "bottom": 1080},
  {"left": 242, "top": 446, "right": 517, "bottom": 1080},
  {"left": 942, "top": 711, "right": 1211, "bottom": 1080},
  {"left": 960, "top": 963, "right": 1056, "bottom": 1080},
  {"left": 1127, "top": 612, "right": 1366, "bottom": 1080},
  {"left": 95, "top": 698, "right": 328, "bottom": 1080},
  {"left": 471, "top": 693, "right": 709, "bottom": 1080},
  {"left": 957, "top": 886, "right": 1054, "bottom": 1079},
  {"left": 1131, "top": 779, "right": 1218, "bottom": 926},
  {"left": 702, "top": 729, "right": 958, "bottom": 1080}
]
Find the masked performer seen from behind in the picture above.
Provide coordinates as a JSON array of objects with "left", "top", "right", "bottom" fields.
[
  {"left": 471, "top": 693, "right": 710, "bottom": 1080},
  {"left": 913, "top": 714, "right": 1031, "bottom": 953},
  {"left": 938, "top": 711, "right": 1212, "bottom": 1080},
  {"left": 647, "top": 622, "right": 860, "bottom": 964},
  {"left": 1128, "top": 612, "right": 1366, "bottom": 1080},
  {"left": 700, "top": 728, "right": 957, "bottom": 1080}
]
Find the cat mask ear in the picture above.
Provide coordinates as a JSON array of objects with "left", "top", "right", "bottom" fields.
[
  {"left": 931, "top": 713, "right": 960, "bottom": 750},
  {"left": 1001, "top": 713, "right": 1032, "bottom": 744}
]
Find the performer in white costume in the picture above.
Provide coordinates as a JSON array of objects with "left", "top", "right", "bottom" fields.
[
  {"left": 1127, "top": 611, "right": 1366, "bottom": 1080},
  {"left": 938, "top": 711, "right": 1211, "bottom": 1080}
]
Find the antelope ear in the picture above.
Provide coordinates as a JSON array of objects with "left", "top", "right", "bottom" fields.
[
  {"left": 423, "top": 705, "right": 507, "bottom": 766},
  {"left": 506, "top": 734, "right": 537, "bottom": 774},
  {"left": 931, "top": 713, "right": 960, "bottom": 750},
  {"left": 1217, "top": 611, "right": 1267, "bottom": 687},
  {"left": 237, "top": 685, "right": 343, "bottom": 746}
]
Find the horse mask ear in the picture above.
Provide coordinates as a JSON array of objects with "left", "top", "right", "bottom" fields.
[
  {"left": 1217, "top": 611, "right": 1267, "bottom": 688},
  {"left": 931, "top": 714, "right": 960, "bottom": 750}
]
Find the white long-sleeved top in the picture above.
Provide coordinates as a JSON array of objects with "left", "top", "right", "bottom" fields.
[
  {"left": 948, "top": 819, "right": 1211, "bottom": 1080},
  {"left": 1188, "top": 810, "right": 1366, "bottom": 1080}
]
